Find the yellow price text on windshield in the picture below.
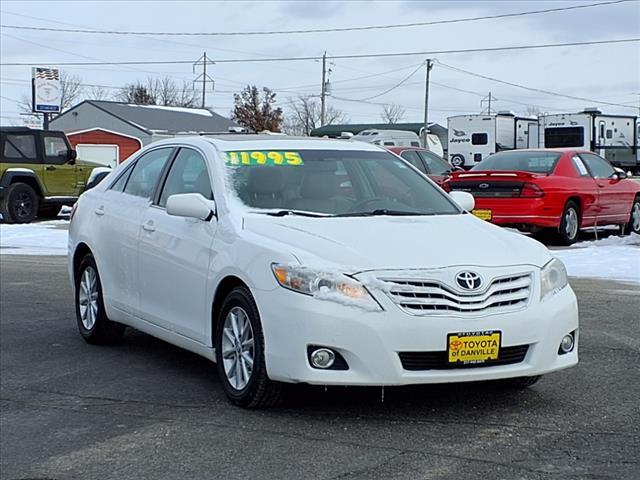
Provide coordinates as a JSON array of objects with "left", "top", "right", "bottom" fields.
[{"left": 224, "top": 151, "right": 304, "bottom": 166}]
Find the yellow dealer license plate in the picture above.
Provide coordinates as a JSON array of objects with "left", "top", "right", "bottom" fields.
[
  {"left": 448, "top": 331, "right": 501, "bottom": 364},
  {"left": 472, "top": 209, "right": 492, "bottom": 221}
]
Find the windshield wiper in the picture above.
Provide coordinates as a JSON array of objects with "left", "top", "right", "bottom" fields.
[
  {"left": 254, "top": 209, "right": 330, "bottom": 218},
  {"left": 335, "top": 209, "right": 432, "bottom": 217}
]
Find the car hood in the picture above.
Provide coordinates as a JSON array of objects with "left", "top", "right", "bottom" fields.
[{"left": 242, "top": 213, "right": 551, "bottom": 273}]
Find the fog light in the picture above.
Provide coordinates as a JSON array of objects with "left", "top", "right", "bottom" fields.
[
  {"left": 310, "top": 348, "right": 335, "bottom": 369},
  {"left": 559, "top": 334, "right": 575, "bottom": 354}
]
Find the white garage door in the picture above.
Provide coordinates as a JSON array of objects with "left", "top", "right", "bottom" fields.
[{"left": 76, "top": 144, "right": 118, "bottom": 168}]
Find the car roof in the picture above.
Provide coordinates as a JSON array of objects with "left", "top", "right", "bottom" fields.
[{"left": 198, "top": 134, "right": 385, "bottom": 152}]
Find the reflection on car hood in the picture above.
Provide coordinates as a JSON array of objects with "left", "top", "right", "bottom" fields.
[{"left": 243, "top": 213, "right": 551, "bottom": 272}]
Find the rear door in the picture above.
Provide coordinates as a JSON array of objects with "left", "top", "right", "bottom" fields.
[
  {"left": 579, "top": 153, "right": 632, "bottom": 223},
  {"left": 137, "top": 147, "right": 216, "bottom": 343},
  {"left": 40, "top": 131, "right": 77, "bottom": 196},
  {"left": 94, "top": 147, "right": 175, "bottom": 316}
]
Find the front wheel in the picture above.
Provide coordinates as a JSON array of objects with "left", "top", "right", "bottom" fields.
[
  {"left": 557, "top": 201, "right": 580, "bottom": 245},
  {"left": 75, "top": 253, "right": 125, "bottom": 344},
  {"left": 215, "top": 286, "right": 285, "bottom": 408}
]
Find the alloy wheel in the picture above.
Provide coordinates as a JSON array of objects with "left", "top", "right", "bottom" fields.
[
  {"left": 221, "top": 306, "right": 255, "bottom": 390},
  {"left": 565, "top": 208, "right": 578, "bottom": 240},
  {"left": 78, "top": 266, "right": 99, "bottom": 330},
  {"left": 632, "top": 202, "right": 640, "bottom": 232},
  {"left": 13, "top": 192, "right": 33, "bottom": 220}
]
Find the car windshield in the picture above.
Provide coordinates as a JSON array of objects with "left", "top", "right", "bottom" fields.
[
  {"left": 223, "top": 149, "right": 460, "bottom": 216},
  {"left": 473, "top": 151, "right": 561, "bottom": 174}
]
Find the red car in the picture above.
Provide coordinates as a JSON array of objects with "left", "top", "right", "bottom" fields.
[
  {"left": 445, "top": 149, "right": 640, "bottom": 245},
  {"left": 386, "top": 146, "right": 456, "bottom": 187}
]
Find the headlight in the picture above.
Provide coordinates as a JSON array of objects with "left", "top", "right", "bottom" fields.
[
  {"left": 540, "top": 258, "right": 568, "bottom": 301},
  {"left": 271, "top": 264, "right": 382, "bottom": 311}
]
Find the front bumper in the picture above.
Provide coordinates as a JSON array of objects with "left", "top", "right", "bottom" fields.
[{"left": 254, "top": 276, "right": 578, "bottom": 386}]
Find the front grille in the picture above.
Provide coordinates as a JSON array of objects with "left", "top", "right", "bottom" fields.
[
  {"left": 381, "top": 273, "right": 532, "bottom": 316},
  {"left": 399, "top": 344, "right": 529, "bottom": 370}
]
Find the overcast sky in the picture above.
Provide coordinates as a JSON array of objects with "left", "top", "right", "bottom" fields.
[{"left": 1, "top": 0, "right": 639, "bottom": 127}]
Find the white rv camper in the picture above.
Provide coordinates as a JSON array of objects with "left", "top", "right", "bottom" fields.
[
  {"left": 447, "top": 113, "right": 539, "bottom": 168},
  {"left": 353, "top": 129, "right": 444, "bottom": 156},
  {"left": 539, "top": 109, "right": 639, "bottom": 173}
]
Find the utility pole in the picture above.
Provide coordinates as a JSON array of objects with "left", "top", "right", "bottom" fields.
[
  {"left": 488, "top": 92, "right": 492, "bottom": 114},
  {"left": 193, "top": 52, "right": 215, "bottom": 109},
  {"left": 42, "top": 113, "right": 49, "bottom": 130},
  {"left": 481, "top": 92, "right": 495, "bottom": 114},
  {"left": 320, "top": 51, "right": 327, "bottom": 126},
  {"left": 422, "top": 58, "right": 433, "bottom": 148}
]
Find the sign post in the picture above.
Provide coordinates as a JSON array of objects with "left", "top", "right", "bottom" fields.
[{"left": 32, "top": 67, "right": 61, "bottom": 130}]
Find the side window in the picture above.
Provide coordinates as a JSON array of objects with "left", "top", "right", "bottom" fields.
[
  {"left": 110, "top": 165, "right": 135, "bottom": 192},
  {"left": 400, "top": 150, "right": 427, "bottom": 174},
  {"left": 42, "top": 134, "right": 70, "bottom": 165},
  {"left": 2, "top": 134, "right": 37, "bottom": 163},
  {"left": 158, "top": 149, "right": 212, "bottom": 207},
  {"left": 580, "top": 153, "right": 615, "bottom": 179},
  {"left": 418, "top": 151, "right": 450, "bottom": 176},
  {"left": 123, "top": 148, "right": 173, "bottom": 199},
  {"left": 471, "top": 133, "right": 488, "bottom": 145},
  {"left": 571, "top": 156, "right": 590, "bottom": 177}
]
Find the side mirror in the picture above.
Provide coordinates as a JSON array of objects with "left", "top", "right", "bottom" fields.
[
  {"left": 166, "top": 193, "right": 215, "bottom": 220},
  {"left": 611, "top": 170, "right": 627, "bottom": 180},
  {"left": 449, "top": 191, "right": 475, "bottom": 211}
]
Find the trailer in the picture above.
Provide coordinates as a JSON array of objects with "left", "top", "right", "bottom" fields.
[
  {"left": 447, "top": 113, "right": 538, "bottom": 168},
  {"left": 539, "top": 109, "right": 639, "bottom": 173}
]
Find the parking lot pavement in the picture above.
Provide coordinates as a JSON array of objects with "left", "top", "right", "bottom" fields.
[{"left": 1, "top": 256, "right": 639, "bottom": 480}]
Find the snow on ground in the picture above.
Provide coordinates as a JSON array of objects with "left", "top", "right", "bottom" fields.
[
  {"left": 553, "top": 234, "right": 640, "bottom": 285},
  {"left": 1, "top": 219, "right": 638, "bottom": 284},
  {"left": 0, "top": 220, "right": 68, "bottom": 256}
]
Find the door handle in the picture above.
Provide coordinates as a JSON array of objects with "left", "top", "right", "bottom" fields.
[
  {"left": 46, "top": 165, "right": 56, "bottom": 171},
  {"left": 597, "top": 183, "right": 605, "bottom": 188},
  {"left": 94, "top": 206, "right": 105, "bottom": 216},
  {"left": 142, "top": 221, "right": 156, "bottom": 232}
]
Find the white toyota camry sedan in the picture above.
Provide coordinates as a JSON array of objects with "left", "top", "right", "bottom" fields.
[{"left": 68, "top": 135, "right": 578, "bottom": 408}]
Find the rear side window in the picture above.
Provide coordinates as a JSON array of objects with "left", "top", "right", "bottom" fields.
[
  {"left": 571, "top": 156, "right": 590, "bottom": 177},
  {"left": 471, "top": 133, "right": 488, "bottom": 145},
  {"left": 545, "top": 127, "right": 584, "bottom": 148},
  {"left": 123, "top": 148, "right": 173, "bottom": 199},
  {"left": 158, "top": 148, "right": 212, "bottom": 207},
  {"left": 400, "top": 150, "right": 427, "bottom": 174},
  {"left": 2, "top": 134, "right": 37, "bottom": 163}
]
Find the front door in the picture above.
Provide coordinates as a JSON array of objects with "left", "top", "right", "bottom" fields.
[
  {"left": 41, "top": 131, "right": 78, "bottom": 196},
  {"left": 580, "top": 153, "right": 632, "bottom": 224},
  {"left": 138, "top": 147, "right": 216, "bottom": 344}
]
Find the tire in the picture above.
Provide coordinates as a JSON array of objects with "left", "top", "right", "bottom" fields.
[
  {"left": 557, "top": 201, "right": 581, "bottom": 245},
  {"left": 1, "top": 182, "right": 39, "bottom": 224},
  {"left": 624, "top": 196, "right": 640, "bottom": 235},
  {"left": 450, "top": 154, "right": 465, "bottom": 168},
  {"left": 75, "top": 253, "right": 125, "bottom": 345},
  {"left": 215, "top": 286, "right": 285, "bottom": 408},
  {"left": 38, "top": 204, "right": 61, "bottom": 219}
]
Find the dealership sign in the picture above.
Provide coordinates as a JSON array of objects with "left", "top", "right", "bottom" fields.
[{"left": 32, "top": 67, "right": 61, "bottom": 113}]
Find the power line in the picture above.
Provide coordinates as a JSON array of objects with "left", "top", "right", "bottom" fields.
[
  {"left": 359, "top": 63, "right": 424, "bottom": 101},
  {"left": 436, "top": 60, "right": 638, "bottom": 109},
  {"left": 0, "top": 1, "right": 629, "bottom": 36},
  {"left": 2, "top": 37, "right": 637, "bottom": 66}
]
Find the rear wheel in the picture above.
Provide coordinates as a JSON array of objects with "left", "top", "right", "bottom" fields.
[
  {"left": 75, "top": 253, "right": 125, "bottom": 344},
  {"left": 557, "top": 201, "right": 580, "bottom": 245},
  {"left": 215, "top": 286, "right": 285, "bottom": 408},
  {"left": 624, "top": 197, "right": 640, "bottom": 235},
  {"left": 1, "top": 183, "right": 38, "bottom": 224}
]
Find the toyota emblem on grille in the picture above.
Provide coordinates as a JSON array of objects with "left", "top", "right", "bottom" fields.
[
  {"left": 478, "top": 183, "right": 490, "bottom": 189},
  {"left": 455, "top": 271, "right": 482, "bottom": 290}
]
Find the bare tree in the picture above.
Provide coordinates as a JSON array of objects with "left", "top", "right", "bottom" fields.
[
  {"left": 523, "top": 105, "right": 542, "bottom": 118},
  {"left": 86, "top": 85, "right": 110, "bottom": 101},
  {"left": 231, "top": 85, "right": 283, "bottom": 132},
  {"left": 176, "top": 81, "right": 200, "bottom": 108},
  {"left": 58, "top": 72, "right": 84, "bottom": 110},
  {"left": 380, "top": 104, "right": 405, "bottom": 124},
  {"left": 284, "top": 96, "right": 348, "bottom": 136},
  {"left": 119, "top": 82, "right": 156, "bottom": 105}
]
